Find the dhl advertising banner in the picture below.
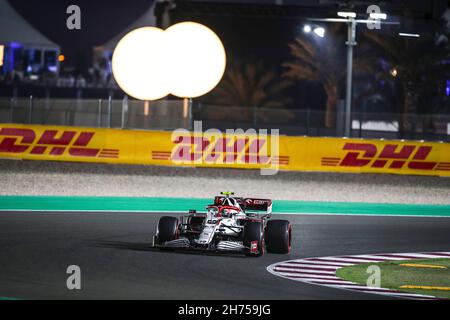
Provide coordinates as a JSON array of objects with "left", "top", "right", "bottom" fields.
[{"left": 0, "top": 123, "right": 449, "bottom": 176}]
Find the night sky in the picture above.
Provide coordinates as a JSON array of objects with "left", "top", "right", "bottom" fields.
[
  {"left": 9, "top": 0, "right": 154, "bottom": 68},
  {"left": 8, "top": 0, "right": 444, "bottom": 111},
  {"left": 8, "top": 0, "right": 303, "bottom": 74},
  {"left": 8, "top": 0, "right": 441, "bottom": 72},
  {"left": 5, "top": 0, "right": 352, "bottom": 109}
]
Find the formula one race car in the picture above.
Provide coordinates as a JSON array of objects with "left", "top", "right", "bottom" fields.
[{"left": 152, "top": 192, "right": 291, "bottom": 256}]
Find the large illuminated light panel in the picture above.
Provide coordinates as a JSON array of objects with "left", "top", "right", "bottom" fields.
[
  {"left": 0, "top": 45, "right": 4, "bottom": 67},
  {"left": 112, "top": 22, "right": 226, "bottom": 100},
  {"left": 112, "top": 27, "right": 169, "bottom": 101}
]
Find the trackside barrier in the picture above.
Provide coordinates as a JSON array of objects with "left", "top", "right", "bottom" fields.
[{"left": 0, "top": 124, "right": 449, "bottom": 176}]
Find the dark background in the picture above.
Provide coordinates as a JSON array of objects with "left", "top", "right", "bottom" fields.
[
  {"left": 4, "top": 0, "right": 450, "bottom": 127},
  {"left": 9, "top": 0, "right": 153, "bottom": 70},
  {"left": 8, "top": 0, "right": 328, "bottom": 108},
  {"left": 9, "top": 0, "right": 446, "bottom": 74}
]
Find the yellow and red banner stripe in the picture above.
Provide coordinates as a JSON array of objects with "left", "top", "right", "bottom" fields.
[{"left": 0, "top": 124, "right": 449, "bottom": 176}]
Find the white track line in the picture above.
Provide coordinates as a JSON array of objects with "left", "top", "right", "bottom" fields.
[
  {"left": 273, "top": 267, "right": 336, "bottom": 275},
  {"left": 311, "top": 257, "right": 383, "bottom": 264},
  {"left": 274, "top": 272, "right": 343, "bottom": 280},
  {"left": 280, "top": 263, "right": 340, "bottom": 270},
  {"left": 2, "top": 209, "right": 450, "bottom": 219},
  {"left": 294, "top": 278, "right": 355, "bottom": 284},
  {"left": 267, "top": 251, "right": 450, "bottom": 300},
  {"left": 426, "top": 252, "right": 450, "bottom": 257},
  {"left": 275, "top": 269, "right": 340, "bottom": 279},
  {"left": 284, "top": 260, "right": 353, "bottom": 266},
  {"left": 345, "top": 255, "right": 406, "bottom": 261},
  {"left": 376, "top": 253, "right": 450, "bottom": 259}
]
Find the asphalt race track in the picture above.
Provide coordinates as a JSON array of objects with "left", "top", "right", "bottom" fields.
[{"left": 1, "top": 212, "right": 450, "bottom": 300}]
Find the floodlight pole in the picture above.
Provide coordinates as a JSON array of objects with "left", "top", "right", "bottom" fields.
[
  {"left": 188, "top": 98, "right": 193, "bottom": 131},
  {"left": 344, "top": 19, "right": 357, "bottom": 137},
  {"left": 183, "top": 97, "right": 194, "bottom": 130},
  {"left": 307, "top": 17, "right": 399, "bottom": 137}
]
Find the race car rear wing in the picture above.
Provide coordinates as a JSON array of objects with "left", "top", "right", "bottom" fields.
[
  {"left": 214, "top": 196, "right": 245, "bottom": 206},
  {"left": 214, "top": 196, "right": 272, "bottom": 215},
  {"left": 243, "top": 198, "right": 272, "bottom": 214},
  {"left": 213, "top": 195, "right": 272, "bottom": 215}
]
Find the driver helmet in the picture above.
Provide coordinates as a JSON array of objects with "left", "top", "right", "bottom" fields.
[
  {"left": 222, "top": 197, "right": 241, "bottom": 211},
  {"left": 207, "top": 206, "right": 219, "bottom": 217}
]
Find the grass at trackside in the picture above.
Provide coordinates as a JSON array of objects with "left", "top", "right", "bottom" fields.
[
  {"left": 0, "top": 196, "right": 450, "bottom": 217},
  {"left": 336, "top": 258, "right": 450, "bottom": 299}
]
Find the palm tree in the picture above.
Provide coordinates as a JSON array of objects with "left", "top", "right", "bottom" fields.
[
  {"left": 283, "top": 24, "right": 373, "bottom": 128},
  {"left": 204, "top": 59, "right": 294, "bottom": 123},
  {"left": 363, "top": 30, "right": 450, "bottom": 135}
]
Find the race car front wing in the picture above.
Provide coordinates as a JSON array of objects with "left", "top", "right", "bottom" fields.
[{"left": 153, "top": 236, "right": 247, "bottom": 252}]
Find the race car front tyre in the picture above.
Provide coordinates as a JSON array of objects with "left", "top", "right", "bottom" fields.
[
  {"left": 265, "top": 220, "right": 291, "bottom": 254},
  {"left": 243, "top": 221, "right": 264, "bottom": 257},
  {"left": 156, "top": 216, "right": 179, "bottom": 244}
]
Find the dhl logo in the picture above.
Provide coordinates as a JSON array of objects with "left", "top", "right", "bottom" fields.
[
  {"left": 0, "top": 127, "right": 119, "bottom": 158},
  {"left": 321, "top": 143, "right": 450, "bottom": 171},
  {"left": 153, "top": 135, "right": 289, "bottom": 165}
]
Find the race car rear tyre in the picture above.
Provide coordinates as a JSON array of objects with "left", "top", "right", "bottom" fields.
[
  {"left": 265, "top": 220, "right": 291, "bottom": 254},
  {"left": 156, "top": 216, "right": 179, "bottom": 244},
  {"left": 243, "top": 221, "right": 264, "bottom": 257}
]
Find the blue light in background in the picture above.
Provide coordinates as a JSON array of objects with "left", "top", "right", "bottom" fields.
[
  {"left": 446, "top": 80, "right": 450, "bottom": 96},
  {"left": 9, "top": 42, "right": 22, "bottom": 49}
]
